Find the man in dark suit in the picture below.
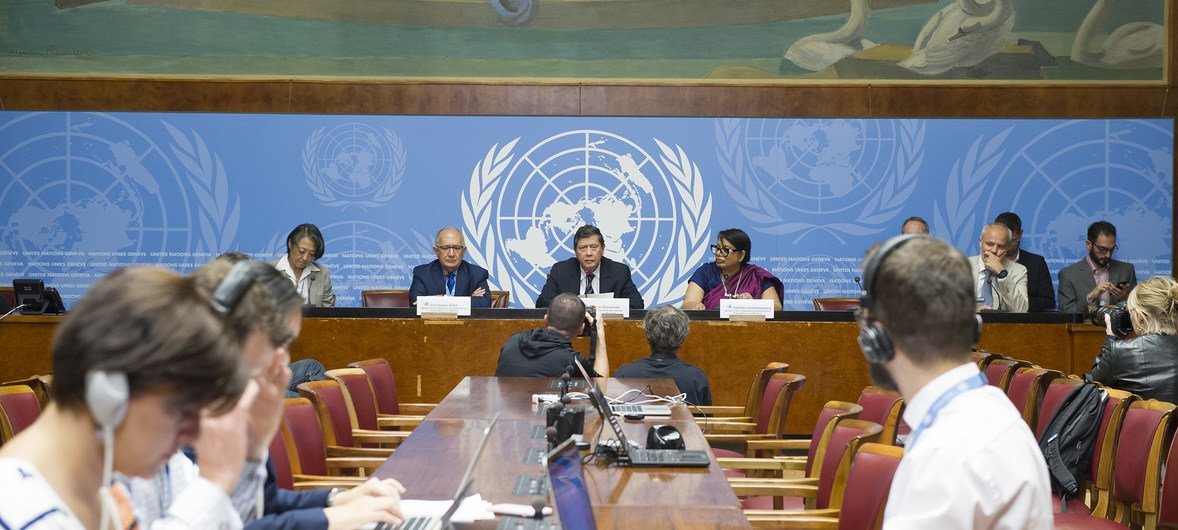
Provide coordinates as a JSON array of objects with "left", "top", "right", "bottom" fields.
[
  {"left": 409, "top": 227, "right": 492, "bottom": 308},
  {"left": 536, "top": 225, "right": 644, "bottom": 309},
  {"left": 994, "top": 212, "right": 1055, "bottom": 312},
  {"left": 1058, "top": 220, "right": 1138, "bottom": 313}
]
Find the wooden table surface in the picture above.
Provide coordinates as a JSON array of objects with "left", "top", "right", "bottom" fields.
[{"left": 374, "top": 376, "right": 750, "bottom": 528}]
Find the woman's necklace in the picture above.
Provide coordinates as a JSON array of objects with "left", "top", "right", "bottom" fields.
[{"left": 721, "top": 266, "right": 748, "bottom": 298}]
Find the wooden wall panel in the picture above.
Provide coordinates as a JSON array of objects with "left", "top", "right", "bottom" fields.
[
  {"left": 287, "top": 82, "right": 582, "bottom": 115},
  {"left": 0, "top": 78, "right": 293, "bottom": 112}
]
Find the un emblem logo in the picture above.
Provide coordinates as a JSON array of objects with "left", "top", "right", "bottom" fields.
[
  {"left": 462, "top": 131, "right": 712, "bottom": 308},
  {"left": 303, "top": 123, "right": 405, "bottom": 209},
  {"left": 0, "top": 113, "right": 237, "bottom": 302},
  {"left": 717, "top": 118, "right": 923, "bottom": 241}
]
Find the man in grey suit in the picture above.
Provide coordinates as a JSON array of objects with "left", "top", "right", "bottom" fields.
[
  {"left": 967, "top": 223, "right": 1028, "bottom": 312},
  {"left": 1057, "top": 220, "right": 1137, "bottom": 313}
]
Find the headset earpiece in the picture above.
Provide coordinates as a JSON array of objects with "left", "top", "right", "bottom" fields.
[
  {"left": 210, "top": 261, "right": 261, "bottom": 315},
  {"left": 973, "top": 313, "right": 983, "bottom": 345},
  {"left": 85, "top": 370, "right": 129, "bottom": 430}
]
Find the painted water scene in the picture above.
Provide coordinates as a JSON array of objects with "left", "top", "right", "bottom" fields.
[{"left": 0, "top": 0, "right": 1167, "bottom": 82}]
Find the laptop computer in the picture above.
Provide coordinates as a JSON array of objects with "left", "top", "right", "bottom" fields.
[
  {"left": 571, "top": 360, "right": 710, "bottom": 468},
  {"left": 374, "top": 413, "right": 500, "bottom": 530},
  {"left": 543, "top": 439, "right": 597, "bottom": 530}
]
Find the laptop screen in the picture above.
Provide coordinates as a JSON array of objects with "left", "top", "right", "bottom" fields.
[{"left": 545, "top": 439, "right": 597, "bottom": 530}]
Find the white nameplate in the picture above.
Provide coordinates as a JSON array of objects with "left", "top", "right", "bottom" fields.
[
  {"left": 416, "top": 296, "right": 472, "bottom": 317},
  {"left": 720, "top": 298, "right": 774, "bottom": 320},
  {"left": 581, "top": 296, "right": 630, "bottom": 319}
]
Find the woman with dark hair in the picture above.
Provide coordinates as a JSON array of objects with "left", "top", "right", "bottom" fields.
[
  {"left": 272, "top": 223, "right": 336, "bottom": 307},
  {"left": 682, "top": 228, "right": 783, "bottom": 311}
]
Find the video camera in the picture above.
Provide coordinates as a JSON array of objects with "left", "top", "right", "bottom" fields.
[{"left": 1089, "top": 302, "right": 1133, "bottom": 338}]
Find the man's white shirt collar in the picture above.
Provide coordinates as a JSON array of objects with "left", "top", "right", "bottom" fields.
[{"left": 901, "top": 362, "right": 982, "bottom": 431}]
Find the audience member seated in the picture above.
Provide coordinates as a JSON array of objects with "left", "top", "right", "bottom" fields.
[
  {"left": 273, "top": 223, "right": 336, "bottom": 307},
  {"left": 615, "top": 305, "right": 712, "bottom": 406},
  {"left": 857, "top": 235, "right": 1051, "bottom": 527},
  {"left": 682, "top": 228, "right": 783, "bottom": 311},
  {"left": 0, "top": 267, "right": 250, "bottom": 530},
  {"left": 968, "top": 223, "right": 1028, "bottom": 312},
  {"left": 1087, "top": 275, "right": 1178, "bottom": 403},
  {"left": 495, "top": 293, "right": 608, "bottom": 377},
  {"left": 1058, "top": 220, "right": 1138, "bottom": 313},
  {"left": 900, "top": 215, "right": 929, "bottom": 235},
  {"left": 409, "top": 227, "right": 492, "bottom": 308},
  {"left": 535, "top": 225, "right": 644, "bottom": 309},
  {"left": 995, "top": 212, "right": 1056, "bottom": 312}
]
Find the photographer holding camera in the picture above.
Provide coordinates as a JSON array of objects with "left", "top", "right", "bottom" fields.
[
  {"left": 1086, "top": 276, "right": 1178, "bottom": 403},
  {"left": 495, "top": 293, "right": 609, "bottom": 378}
]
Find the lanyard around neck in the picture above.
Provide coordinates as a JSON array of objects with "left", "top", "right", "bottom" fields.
[{"left": 906, "top": 373, "right": 987, "bottom": 449}]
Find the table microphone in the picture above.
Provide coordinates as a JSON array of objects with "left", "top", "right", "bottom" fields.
[
  {"left": 854, "top": 276, "right": 863, "bottom": 291},
  {"left": 532, "top": 497, "right": 547, "bottom": 519}
]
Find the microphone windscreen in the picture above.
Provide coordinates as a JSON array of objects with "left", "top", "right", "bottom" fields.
[
  {"left": 532, "top": 497, "right": 547, "bottom": 518},
  {"left": 545, "top": 426, "right": 558, "bottom": 442}
]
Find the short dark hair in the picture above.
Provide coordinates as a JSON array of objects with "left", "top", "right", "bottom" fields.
[
  {"left": 994, "top": 212, "right": 1022, "bottom": 234},
  {"left": 192, "top": 258, "right": 303, "bottom": 346},
  {"left": 901, "top": 216, "right": 929, "bottom": 233},
  {"left": 286, "top": 223, "right": 325, "bottom": 260},
  {"left": 547, "top": 293, "right": 586, "bottom": 336},
  {"left": 1088, "top": 220, "right": 1117, "bottom": 242},
  {"left": 573, "top": 225, "right": 605, "bottom": 249},
  {"left": 718, "top": 228, "right": 751, "bottom": 266},
  {"left": 51, "top": 267, "right": 249, "bottom": 415},
  {"left": 217, "top": 251, "right": 252, "bottom": 263},
  {"left": 864, "top": 237, "right": 974, "bottom": 366}
]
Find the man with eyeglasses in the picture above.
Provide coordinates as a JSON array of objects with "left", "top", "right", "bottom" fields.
[
  {"left": 1058, "top": 220, "right": 1138, "bottom": 313},
  {"left": 536, "top": 225, "right": 644, "bottom": 309},
  {"left": 967, "top": 223, "right": 1028, "bottom": 312},
  {"left": 409, "top": 227, "right": 492, "bottom": 308}
]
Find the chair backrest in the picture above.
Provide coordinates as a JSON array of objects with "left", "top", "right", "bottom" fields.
[
  {"left": 2, "top": 374, "right": 52, "bottom": 410},
  {"left": 1035, "top": 376, "right": 1084, "bottom": 438},
  {"left": 268, "top": 422, "right": 297, "bottom": 490},
  {"left": 806, "top": 400, "right": 863, "bottom": 477},
  {"left": 1158, "top": 421, "right": 1178, "bottom": 527},
  {"left": 812, "top": 418, "right": 882, "bottom": 509},
  {"left": 298, "top": 380, "right": 359, "bottom": 448},
  {"left": 741, "top": 362, "right": 789, "bottom": 419},
  {"left": 490, "top": 290, "right": 510, "bottom": 308},
  {"left": 325, "top": 368, "right": 381, "bottom": 431},
  {"left": 1112, "top": 400, "right": 1174, "bottom": 523},
  {"left": 0, "top": 385, "right": 41, "bottom": 443},
  {"left": 856, "top": 386, "right": 904, "bottom": 446},
  {"left": 753, "top": 373, "right": 806, "bottom": 437},
  {"left": 1005, "top": 367, "right": 1061, "bottom": 429},
  {"left": 833, "top": 442, "right": 904, "bottom": 530},
  {"left": 812, "top": 298, "right": 860, "bottom": 311},
  {"left": 281, "top": 397, "right": 331, "bottom": 476},
  {"left": 361, "top": 289, "right": 410, "bottom": 308},
  {"left": 348, "top": 358, "right": 401, "bottom": 415},
  {"left": 982, "top": 358, "right": 1029, "bottom": 391},
  {"left": 0, "top": 287, "right": 14, "bottom": 309},
  {"left": 970, "top": 349, "right": 1005, "bottom": 372},
  {"left": 1093, "top": 389, "right": 1137, "bottom": 497}
]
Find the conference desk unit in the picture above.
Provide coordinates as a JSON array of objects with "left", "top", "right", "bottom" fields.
[
  {"left": 374, "top": 376, "right": 749, "bottom": 528},
  {"left": 0, "top": 309, "right": 1104, "bottom": 435}
]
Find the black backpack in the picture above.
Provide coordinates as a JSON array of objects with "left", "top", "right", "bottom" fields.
[{"left": 1037, "top": 382, "right": 1107, "bottom": 512}]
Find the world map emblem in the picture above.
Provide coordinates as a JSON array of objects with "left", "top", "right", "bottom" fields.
[
  {"left": 303, "top": 123, "right": 405, "bottom": 208},
  {"left": 0, "top": 112, "right": 236, "bottom": 304},
  {"left": 717, "top": 118, "right": 923, "bottom": 241},
  {"left": 462, "top": 130, "right": 712, "bottom": 308}
]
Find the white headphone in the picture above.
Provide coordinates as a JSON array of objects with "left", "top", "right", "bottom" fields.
[{"left": 86, "top": 370, "right": 128, "bottom": 530}]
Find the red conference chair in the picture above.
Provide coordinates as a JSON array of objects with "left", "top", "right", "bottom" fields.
[
  {"left": 1035, "top": 376, "right": 1085, "bottom": 438},
  {"left": 296, "top": 381, "right": 408, "bottom": 455},
  {"left": 360, "top": 289, "right": 410, "bottom": 308},
  {"left": 1005, "top": 367, "right": 1062, "bottom": 429},
  {"left": 695, "top": 361, "right": 790, "bottom": 422},
  {"left": 812, "top": 298, "right": 860, "bottom": 311},
  {"left": 0, "top": 385, "right": 41, "bottom": 444},
  {"left": 277, "top": 398, "right": 376, "bottom": 487},
  {"left": 705, "top": 373, "right": 807, "bottom": 459},
  {"left": 983, "top": 358, "right": 1031, "bottom": 391},
  {"left": 743, "top": 442, "right": 904, "bottom": 529},
  {"left": 490, "top": 290, "right": 511, "bottom": 308},
  {"left": 856, "top": 386, "right": 904, "bottom": 446},
  {"left": 346, "top": 358, "right": 436, "bottom": 416},
  {"left": 1055, "top": 399, "right": 1174, "bottom": 528},
  {"left": 325, "top": 368, "right": 422, "bottom": 431},
  {"left": 0, "top": 287, "right": 15, "bottom": 310},
  {"left": 1, "top": 374, "right": 52, "bottom": 410}
]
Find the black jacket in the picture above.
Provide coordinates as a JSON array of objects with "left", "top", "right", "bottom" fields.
[
  {"left": 1017, "top": 249, "right": 1055, "bottom": 312},
  {"left": 615, "top": 356, "right": 712, "bottom": 406},
  {"left": 535, "top": 257, "right": 644, "bottom": 309},
  {"left": 495, "top": 328, "right": 597, "bottom": 377},
  {"left": 1088, "top": 333, "right": 1178, "bottom": 404}
]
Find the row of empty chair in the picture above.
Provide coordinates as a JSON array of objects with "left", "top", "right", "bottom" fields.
[{"left": 360, "top": 289, "right": 510, "bottom": 308}]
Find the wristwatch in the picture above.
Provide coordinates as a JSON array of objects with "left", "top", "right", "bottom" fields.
[{"left": 326, "top": 487, "right": 346, "bottom": 507}]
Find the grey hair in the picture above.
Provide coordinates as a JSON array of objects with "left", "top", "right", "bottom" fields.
[{"left": 643, "top": 305, "right": 690, "bottom": 357}]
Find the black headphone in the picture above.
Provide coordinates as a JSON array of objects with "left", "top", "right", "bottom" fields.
[
  {"left": 210, "top": 261, "right": 263, "bottom": 315},
  {"left": 858, "top": 235, "right": 982, "bottom": 364}
]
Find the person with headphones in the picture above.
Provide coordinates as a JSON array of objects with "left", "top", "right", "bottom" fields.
[
  {"left": 273, "top": 223, "right": 336, "bottom": 307},
  {"left": 0, "top": 266, "right": 252, "bottom": 530},
  {"left": 124, "top": 258, "right": 407, "bottom": 530},
  {"left": 857, "top": 235, "right": 1050, "bottom": 529}
]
